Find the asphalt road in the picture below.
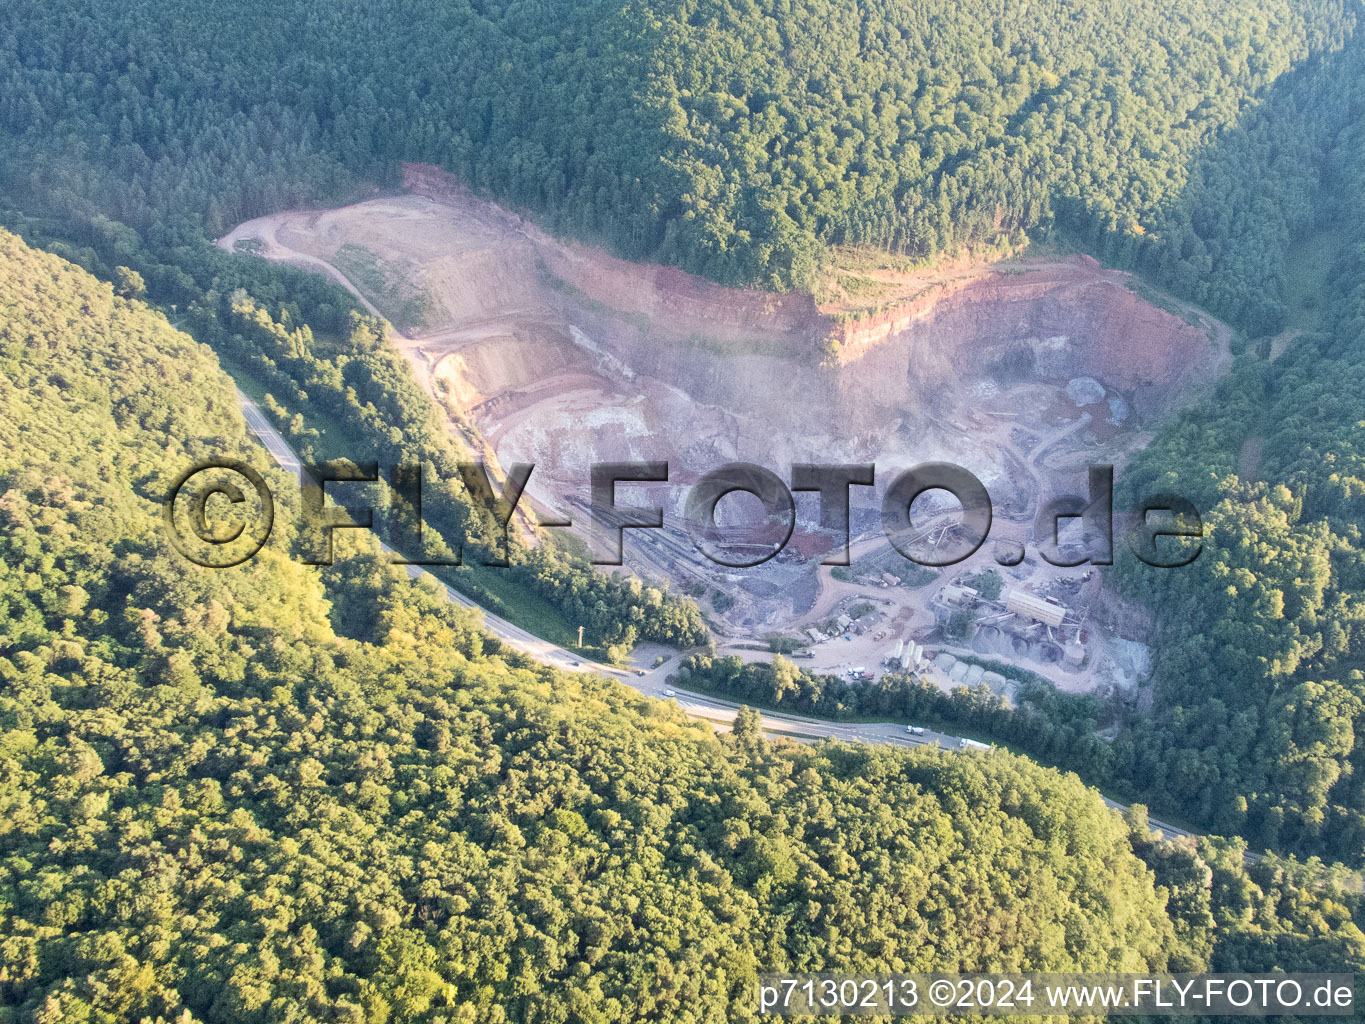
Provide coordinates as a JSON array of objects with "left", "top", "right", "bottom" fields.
[{"left": 233, "top": 387, "right": 1193, "bottom": 842}]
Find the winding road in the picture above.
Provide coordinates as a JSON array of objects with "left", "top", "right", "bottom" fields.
[
  {"left": 220, "top": 211, "right": 1221, "bottom": 845},
  {"left": 235, "top": 386, "right": 1194, "bottom": 842}
]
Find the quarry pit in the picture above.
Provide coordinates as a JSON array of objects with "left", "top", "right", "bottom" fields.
[{"left": 221, "top": 163, "right": 1231, "bottom": 697}]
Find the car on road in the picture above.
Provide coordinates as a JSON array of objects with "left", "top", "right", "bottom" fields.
[
  {"left": 636, "top": 669, "right": 647, "bottom": 676},
  {"left": 571, "top": 660, "right": 581, "bottom": 667},
  {"left": 905, "top": 725, "right": 926, "bottom": 735},
  {"left": 663, "top": 689, "right": 676, "bottom": 697}
]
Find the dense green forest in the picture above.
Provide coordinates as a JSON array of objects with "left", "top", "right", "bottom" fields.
[
  {"left": 631, "top": 15, "right": 1365, "bottom": 864},
  {"left": 1, "top": 198, "right": 710, "bottom": 660},
  {"left": 209, "top": 286, "right": 709, "bottom": 660},
  {"left": 2, "top": 0, "right": 1365, "bottom": 856},
  {"left": 9, "top": 227, "right": 1359, "bottom": 1021},
  {"left": 1107, "top": 32, "right": 1365, "bottom": 863},
  {"left": 0, "top": 0, "right": 1356, "bottom": 312},
  {"left": 4, "top": 0, "right": 1365, "bottom": 1010}
]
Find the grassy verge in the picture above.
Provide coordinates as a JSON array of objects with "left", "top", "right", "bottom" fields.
[
  {"left": 1283, "top": 226, "right": 1345, "bottom": 331},
  {"left": 451, "top": 563, "right": 591, "bottom": 652},
  {"left": 331, "top": 243, "right": 435, "bottom": 332}
]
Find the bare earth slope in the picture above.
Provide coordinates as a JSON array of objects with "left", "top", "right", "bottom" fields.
[{"left": 220, "top": 164, "right": 1230, "bottom": 691}]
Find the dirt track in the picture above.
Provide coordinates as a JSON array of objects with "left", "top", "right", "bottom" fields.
[{"left": 219, "top": 169, "right": 1233, "bottom": 691}]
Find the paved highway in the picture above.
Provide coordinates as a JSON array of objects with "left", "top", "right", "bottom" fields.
[{"left": 234, "top": 387, "right": 1192, "bottom": 841}]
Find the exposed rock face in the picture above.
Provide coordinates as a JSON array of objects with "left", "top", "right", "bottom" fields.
[
  {"left": 228, "top": 163, "right": 1227, "bottom": 528},
  {"left": 221, "top": 167, "right": 1229, "bottom": 634},
  {"left": 497, "top": 243, "right": 1221, "bottom": 490}
]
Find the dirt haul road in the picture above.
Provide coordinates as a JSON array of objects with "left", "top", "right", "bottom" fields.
[
  {"left": 219, "top": 168, "right": 1231, "bottom": 691},
  {"left": 236, "top": 384, "right": 1196, "bottom": 845}
]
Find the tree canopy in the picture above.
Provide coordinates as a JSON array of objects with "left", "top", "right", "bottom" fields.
[
  {"left": 0, "top": 0, "right": 1355, "bottom": 304},
  {"left": 4, "top": 2, "right": 1365, "bottom": 1014},
  {"left": 0, "top": 227, "right": 1223, "bottom": 1021}
]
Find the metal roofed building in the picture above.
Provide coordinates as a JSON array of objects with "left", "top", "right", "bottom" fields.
[{"left": 1004, "top": 588, "right": 1066, "bottom": 627}]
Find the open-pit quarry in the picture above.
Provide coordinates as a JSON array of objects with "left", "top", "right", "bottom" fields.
[{"left": 221, "top": 163, "right": 1231, "bottom": 699}]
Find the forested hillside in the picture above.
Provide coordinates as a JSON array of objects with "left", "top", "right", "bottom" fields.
[
  {"left": 4, "top": 0, "right": 1365, "bottom": 1009},
  {"left": 11, "top": 227, "right": 1355, "bottom": 1021},
  {"left": 4, "top": 0, "right": 1365, "bottom": 862},
  {"left": 1110, "top": 34, "right": 1365, "bottom": 862},
  {"left": 0, "top": 0, "right": 1355, "bottom": 312},
  {"left": 668, "top": 38, "right": 1365, "bottom": 868},
  {"left": 4, "top": 199, "right": 711, "bottom": 659}
]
